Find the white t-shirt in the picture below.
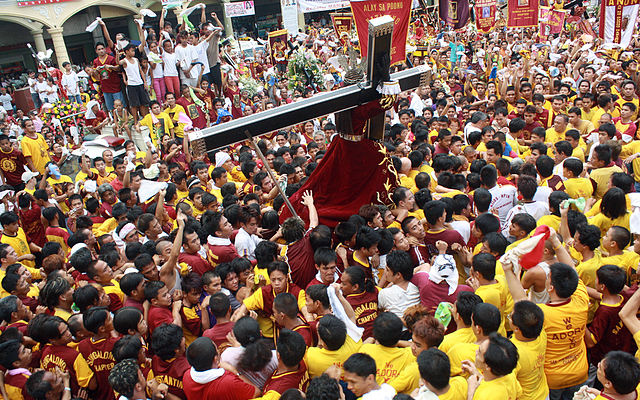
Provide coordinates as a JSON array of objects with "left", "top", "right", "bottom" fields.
[
  {"left": 464, "top": 124, "right": 482, "bottom": 144},
  {"left": 61, "top": 71, "right": 80, "bottom": 96},
  {"left": 378, "top": 282, "right": 420, "bottom": 320},
  {"left": 28, "top": 77, "right": 37, "bottom": 94},
  {"left": 196, "top": 41, "right": 210, "bottom": 74},
  {"left": 123, "top": 58, "right": 144, "bottom": 86},
  {"left": 450, "top": 220, "right": 471, "bottom": 244},
  {"left": 0, "top": 93, "right": 12, "bottom": 110},
  {"left": 162, "top": 51, "right": 179, "bottom": 77},
  {"left": 234, "top": 227, "right": 263, "bottom": 261},
  {"left": 488, "top": 184, "right": 517, "bottom": 226},
  {"left": 501, "top": 201, "right": 550, "bottom": 236},
  {"left": 149, "top": 52, "right": 164, "bottom": 79},
  {"left": 35, "top": 81, "right": 49, "bottom": 101},
  {"left": 175, "top": 44, "right": 197, "bottom": 78},
  {"left": 533, "top": 186, "right": 553, "bottom": 204}
]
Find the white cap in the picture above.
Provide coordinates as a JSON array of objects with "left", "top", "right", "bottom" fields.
[
  {"left": 21, "top": 170, "right": 38, "bottom": 183},
  {"left": 215, "top": 151, "right": 231, "bottom": 168}
]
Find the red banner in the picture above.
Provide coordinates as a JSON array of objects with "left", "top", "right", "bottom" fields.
[
  {"left": 474, "top": 0, "right": 497, "bottom": 33},
  {"left": 539, "top": 7, "right": 566, "bottom": 39},
  {"left": 18, "top": 0, "right": 72, "bottom": 5},
  {"left": 350, "top": 0, "right": 411, "bottom": 66},
  {"left": 268, "top": 29, "right": 289, "bottom": 65},
  {"left": 439, "top": 0, "right": 470, "bottom": 30},
  {"left": 331, "top": 13, "right": 354, "bottom": 45},
  {"left": 507, "top": 0, "right": 539, "bottom": 28}
]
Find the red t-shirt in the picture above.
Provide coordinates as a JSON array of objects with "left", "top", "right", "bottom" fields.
[
  {"left": 77, "top": 337, "right": 118, "bottom": 400},
  {"left": 176, "top": 96, "right": 207, "bottom": 129},
  {"left": 0, "top": 148, "right": 27, "bottom": 186},
  {"left": 40, "top": 344, "right": 93, "bottom": 395},
  {"left": 148, "top": 305, "right": 174, "bottom": 335},
  {"left": 151, "top": 355, "right": 190, "bottom": 399},
  {"left": 411, "top": 272, "right": 473, "bottom": 314},
  {"left": 18, "top": 202, "right": 46, "bottom": 247},
  {"left": 203, "top": 321, "right": 235, "bottom": 348},
  {"left": 262, "top": 360, "right": 309, "bottom": 395},
  {"left": 224, "top": 86, "right": 242, "bottom": 119},
  {"left": 588, "top": 289, "right": 635, "bottom": 364},
  {"left": 207, "top": 241, "right": 239, "bottom": 267},
  {"left": 92, "top": 55, "right": 122, "bottom": 93},
  {"left": 286, "top": 230, "right": 316, "bottom": 289},
  {"left": 183, "top": 369, "right": 255, "bottom": 400},
  {"left": 123, "top": 298, "right": 144, "bottom": 313},
  {"left": 179, "top": 252, "right": 213, "bottom": 276},
  {"left": 345, "top": 289, "right": 379, "bottom": 339}
]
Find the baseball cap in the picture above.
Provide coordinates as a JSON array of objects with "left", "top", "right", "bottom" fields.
[{"left": 21, "top": 170, "right": 38, "bottom": 183}]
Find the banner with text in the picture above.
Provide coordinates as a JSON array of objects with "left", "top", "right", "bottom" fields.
[
  {"left": 507, "top": 0, "right": 539, "bottom": 28},
  {"left": 281, "top": 0, "right": 299, "bottom": 36},
  {"left": 539, "top": 7, "right": 566, "bottom": 39},
  {"left": 224, "top": 1, "right": 255, "bottom": 17},
  {"left": 18, "top": 0, "right": 72, "bottom": 5},
  {"left": 331, "top": 13, "right": 353, "bottom": 45},
  {"left": 599, "top": 0, "right": 640, "bottom": 49},
  {"left": 474, "top": 0, "right": 497, "bottom": 33},
  {"left": 350, "top": 0, "right": 411, "bottom": 66},
  {"left": 438, "top": 0, "right": 470, "bottom": 30},
  {"left": 298, "top": 0, "right": 350, "bottom": 12}
]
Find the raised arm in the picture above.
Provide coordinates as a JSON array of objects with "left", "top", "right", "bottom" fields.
[
  {"left": 160, "top": 211, "right": 186, "bottom": 283},
  {"left": 501, "top": 261, "right": 527, "bottom": 302},
  {"left": 300, "top": 190, "right": 318, "bottom": 229},
  {"left": 99, "top": 19, "right": 114, "bottom": 51}
]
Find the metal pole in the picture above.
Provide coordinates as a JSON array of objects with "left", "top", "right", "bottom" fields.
[{"left": 243, "top": 130, "right": 299, "bottom": 219}]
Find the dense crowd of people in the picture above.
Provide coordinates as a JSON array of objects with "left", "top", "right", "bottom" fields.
[{"left": 0, "top": 2, "right": 639, "bottom": 400}]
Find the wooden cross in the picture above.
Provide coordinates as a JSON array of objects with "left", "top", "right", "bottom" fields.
[{"left": 189, "top": 16, "right": 429, "bottom": 155}]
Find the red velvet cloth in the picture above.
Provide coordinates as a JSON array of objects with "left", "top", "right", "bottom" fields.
[{"left": 280, "top": 100, "right": 399, "bottom": 227}]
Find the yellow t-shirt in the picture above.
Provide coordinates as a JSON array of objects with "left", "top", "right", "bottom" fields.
[
  {"left": 634, "top": 330, "right": 640, "bottom": 360},
  {"left": 590, "top": 165, "right": 623, "bottom": 200},
  {"left": 1, "top": 228, "right": 34, "bottom": 268},
  {"left": 563, "top": 177, "right": 593, "bottom": 200},
  {"left": 164, "top": 104, "right": 187, "bottom": 138},
  {"left": 305, "top": 336, "right": 362, "bottom": 378},
  {"left": 243, "top": 287, "right": 306, "bottom": 338},
  {"left": 473, "top": 373, "right": 522, "bottom": 400},
  {"left": 589, "top": 212, "right": 630, "bottom": 237},
  {"left": 359, "top": 343, "right": 415, "bottom": 384},
  {"left": 538, "top": 280, "right": 589, "bottom": 389},
  {"left": 389, "top": 362, "right": 419, "bottom": 395},
  {"left": 545, "top": 127, "right": 566, "bottom": 144},
  {"left": 139, "top": 112, "right": 175, "bottom": 146},
  {"left": 448, "top": 342, "right": 478, "bottom": 377},
  {"left": 601, "top": 251, "right": 640, "bottom": 280},
  {"left": 568, "top": 120, "right": 595, "bottom": 137},
  {"left": 21, "top": 133, "right": 51, "bottom": 175},
  {"left": 536, "top": 215, "right": 560, "bottom": 232},
  {"left": 511, "top": 332, "right": 548, "bottom": 400},
  {"left": 616, "top": 96, "right": 640, "bottom": 120},
  {"left": 590, "top": 107, "right": 606, "bottom": 129},
  {"left": 439, "top": 375, "right": 468, "bottom": 400},
  {"left": 440, "top": 327, "right": 476, "bottom": 355},
  {"left": 621, "top": 141, "right": 640, "bottom": 183}
]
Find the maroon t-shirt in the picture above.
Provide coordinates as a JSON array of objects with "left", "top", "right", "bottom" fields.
[
  {"left": 18, "top": 202, "right": 46, "bottom": 247},
  {"left": 92, "top": 55, "right": 122, "bottom": 93},
  {"left": 203, "top": 321, "right": 235, "bottom": 348},
  {"left": 176, "top": 96, "right": 207, "bottom": 129},
  {"left": 179, "top": 252, "right": 213, "bottom": 276},
  {"left": 148, "top": 305, "right": 173, "bottom": 336},
  {"left": 286, "top": 230, "right": 316, "bottom": 289},
  {"left": 0, "top": 148, "right": 27, "bottom": 186},
  {"left": 183, "top": 369, "right": 255, "bottom": 400},
  {"left": 411, "top": 272, "right": 472, "bottom": 314},
  {"left": 423, "top": 229, "right": 465, "bottom": 258},
  {"left": 345, "top": 289, "right": 379, "bottom": 339},
  {"left": 77, "top": 337, "right": 119, "bottom": 400},
  {"left": 151, "top": 355, "right": 190, "bottom": 400},
  {"left": 588, "top": 289, "right": 636, "bottom": 364}
]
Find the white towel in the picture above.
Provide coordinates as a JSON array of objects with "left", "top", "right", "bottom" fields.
[
  {"left": 140, "top": 8, "right": 157, "bottom": 18},
  {"left": 327, "top": 286, "right": 363, "bottom": 343},
  {"left": 86, "top": 17, "right": 102, "bottom": 32},
  {"left": 428, "top": 254, "right": 458, "bottom": 295}
]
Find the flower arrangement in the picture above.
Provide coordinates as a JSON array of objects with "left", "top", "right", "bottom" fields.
[
  {"left": 286, "top": 49, "right": 325, "bottom": 92},
  {"left": 41, "top": 99, "right": 85, "bottom": 131}
]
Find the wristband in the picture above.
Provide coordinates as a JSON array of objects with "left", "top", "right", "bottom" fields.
[{"left": 64, "top": 387, "right": 71, "bottom": 391}]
